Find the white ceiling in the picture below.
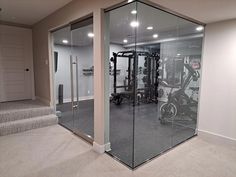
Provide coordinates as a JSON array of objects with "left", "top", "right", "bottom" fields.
[
  {"left": 53, "top": 24, "right": 93, "bottom": 46},
  {"left": 109, "top": 2, "right": 203, "bottom": 45},
  {"left": 0, "top": 0, "right": 72, "bottom": 25},
  {"left": 152, "top": 0, "right": 236, "bottom": 23},
  {"left": 0, "top": 0, "right": 236, "bottom": 26}
]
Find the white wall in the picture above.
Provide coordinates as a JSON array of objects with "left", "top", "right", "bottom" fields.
[
  {"left": 198, "top": 19, "right": 236, "bottom": 140},
  {"left": 54, "top": 43, "right": 124, "bottom": 102},
  {"left": 160, "top": 39, "right": 202, "bottom": 57},
  {"left": 54, "top": 44, "right": 93, "bottom": 102}
]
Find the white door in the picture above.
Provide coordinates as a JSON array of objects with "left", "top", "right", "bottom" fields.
[{"left": 0, "top": 25, "right": 34, "bottom": 102}]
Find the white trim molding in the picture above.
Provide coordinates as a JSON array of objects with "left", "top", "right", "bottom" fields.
[
  {"left": 35, "top": 96, "right": 51, "bottom": 106},
  {"left": 198, "top": 129, "right": 236, "bottom": 146},
  {"left": 93, "top": 142, "right": 111, "bottom": 154}
]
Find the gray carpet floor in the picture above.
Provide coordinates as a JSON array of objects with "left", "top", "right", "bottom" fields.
[
  {"left": 56, "top": 99, "right": 196, "bottom": 168},
  {"left": 0, "top": 100, "right": 47, "bottom": 113}
]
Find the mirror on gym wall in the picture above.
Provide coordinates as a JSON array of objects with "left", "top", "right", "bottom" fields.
[{"left": 105, "top": 0, "right": 204, "bottom": 168}]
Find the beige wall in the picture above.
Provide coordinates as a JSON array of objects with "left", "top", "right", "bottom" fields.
[{"left": 198, "top": 19, "right": 236, "bottom": 140}]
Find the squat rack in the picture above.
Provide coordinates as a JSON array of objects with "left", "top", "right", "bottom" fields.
[{"left": 110, "top": 50, "right": 160, "bottom": 105}]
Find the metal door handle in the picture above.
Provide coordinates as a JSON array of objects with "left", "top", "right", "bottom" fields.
[
  {"left": 70, "top": 55, "right": 75, "bottom": 111},
  {"left": 75, "top": 56, "right": 79, "bottom": 108},
  {"left": 70, "top": 55, "right": 79, "bottom": 111}
]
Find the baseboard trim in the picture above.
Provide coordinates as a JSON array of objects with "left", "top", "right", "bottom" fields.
[
  {"left": 105, "top": 142, "right": 111, "bottom": 152},
  {"left": 198, "top": 129, "right": 236, "bottom": 146},
  {"left": 35, "top": 96, "right": 50, "bottom": 106},
  {"left": 93, "top": 142, "right": 111, "bottom": 154}
]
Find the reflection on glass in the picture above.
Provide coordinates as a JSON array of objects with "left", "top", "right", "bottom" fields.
[
  {"left": 107, "top": 2, "right": 136, "bottom": 167},
  {"left": 71, "top": 22, "right": 94, "bottom": 139},
  {"left": 52, "top": 18, "right": 94, "bottom": 142},
  {"left": 106, "top": 0, "right": 203, "bottom": 168},
  {"left": 53, "top": 26, "right": 74, "bottom": 131}
]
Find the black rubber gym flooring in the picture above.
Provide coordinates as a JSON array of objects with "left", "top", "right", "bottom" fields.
[{"left": 57, "top": 99, "right": 196, "bottom": 168}]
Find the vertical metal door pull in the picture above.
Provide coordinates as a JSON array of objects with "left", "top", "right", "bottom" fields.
[
  {"left": 70, "top": 55, "right": 75, "bottom": 112},
  {"left": 75, "top": 56, "right": 79, "bottom": 109}
]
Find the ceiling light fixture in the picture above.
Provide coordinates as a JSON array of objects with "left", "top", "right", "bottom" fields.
[
  {"left": 147, "top": 26, "right": 153, "bottom": 30},
  {"left": 196, "top": 26, "right": 204, "bottom": 32},
  {"left": 177, "top": 53, "right": 181, "bottom": 56},
  {"left": 130, "top": 21, "right": 139, "bottom": 28},
  {"left": 62, "top": 39, "right": 69, "bottom": 44},
  {"left": 123, "top": 39, "right": 128, "bottom": 43},
  {"left": 131, "top": 10, "right": 137, "bottom": 14},
  {"left": 88, "top": 32, "right": 94, "bottom": 38},
  {"left": 153, "top": 34, "right": 158, "bottom": 38}
]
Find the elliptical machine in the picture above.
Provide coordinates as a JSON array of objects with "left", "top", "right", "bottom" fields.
[{"left": 159, "top": 64, "right": 200, "bottom": 123}]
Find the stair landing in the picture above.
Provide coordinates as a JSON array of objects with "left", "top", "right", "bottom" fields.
[
  {"left": 0, "top": 100, "right": 58, "bottom": 136},
  {"left": 0, "top": 100, "right": 48, "bottom": 112}
]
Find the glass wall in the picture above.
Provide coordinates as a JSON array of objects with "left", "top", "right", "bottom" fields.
[{"left": 106, "top": 0, "right": 204, "bottom": 168}]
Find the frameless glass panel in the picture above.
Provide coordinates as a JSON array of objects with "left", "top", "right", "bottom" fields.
[
  {"left": 52, "top": 26, "right": 75, "bottom": 131},
  {"left": 105, "top": 0, "right": 203, "bottom": 169},
  {"left": 106, "top": 2, "right": 137, "bottom": 168},
  {"left": 171, "top": 18, "right": 203, "bottom": 146},
  {"left": 133, "top": 2, "right": 180, "bottom": 167},
  {"left": 71, "top": 18, "right": 94, "bottom": 140}
]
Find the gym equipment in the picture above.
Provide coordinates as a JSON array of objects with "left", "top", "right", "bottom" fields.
[
  {"left": 159, "top": 58, "right": 184, "bottom": 87},
  {"left": 110, "top": 50, "right": 160, "bottom": 105},
  {"left": 159, "top": 63, "right": 200, "bottom": 123}
]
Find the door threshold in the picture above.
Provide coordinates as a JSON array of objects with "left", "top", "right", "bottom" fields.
[{"left": 59, "top": 124, "right": 94, "bottom": 144}]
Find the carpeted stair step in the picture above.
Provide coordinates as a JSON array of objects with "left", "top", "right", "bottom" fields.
[
  {"left": 0, "top": 114, "right": 58, "bottom": 136},
  {"left": 0, "top": 107, "right": 54, "bottom": 123}
]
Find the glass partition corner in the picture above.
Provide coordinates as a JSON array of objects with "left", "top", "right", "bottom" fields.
[{"left": 105, "top": 0, "right": 204, "bottom": 169}]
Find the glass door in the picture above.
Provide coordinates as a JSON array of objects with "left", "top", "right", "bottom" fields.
[
  {"left": 53, "top": 26, "right": 74, "bottom": 132},
  {"left": 52, "top": 17, "right": 94, "bottom": 143},
  {"left": 71, "top": 17, "right": 94, "bottom": 142}
]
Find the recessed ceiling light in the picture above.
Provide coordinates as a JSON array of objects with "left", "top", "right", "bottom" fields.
[
  {"left": 177, "top": 53, "right": 181, "bottom": 56},
  {"left": 147, "top": 26, "right": 153, "bottom": 30},
  {"left": 123, "top": 39, "right": 128, "bottom": 43},
  {"left": 131, "top": 10, "right": 137, "bottom": 14},
  {"left": 88, "top": 32, "right": 94, "bottom": 38},
  {"left": 130, "top": 21, "right": 139, "bottom": 28},
  {"left": 196, "top": 26, "right": 204, "bottom": 31},
  {"left": 153, "top": 34, "right": 158, "bottom": 38},
  {"left": 62, "top": 39, "right": 69, "bottom": 44}
]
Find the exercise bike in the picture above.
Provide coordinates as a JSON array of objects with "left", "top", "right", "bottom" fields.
[{"left": 159, "top": 64, "right": 200, "bottom": 124}]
